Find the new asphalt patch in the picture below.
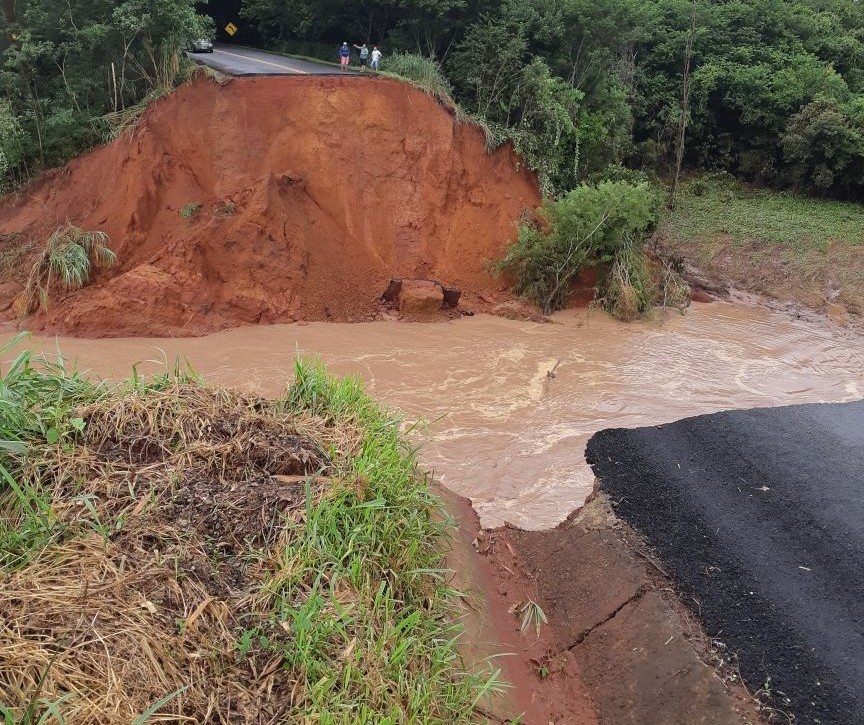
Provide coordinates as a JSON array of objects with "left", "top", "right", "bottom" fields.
[{"left": 586, "top": 401, "right": 864, "bottom": 725}]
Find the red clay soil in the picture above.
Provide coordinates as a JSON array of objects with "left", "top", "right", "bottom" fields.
[
  {"left": 440, "top": 485, "right": 600, "bottom": 725},
  {"left": 0, "top": 75, "right": 540, "bottom": 337}
]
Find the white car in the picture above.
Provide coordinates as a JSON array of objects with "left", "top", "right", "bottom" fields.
[{"left": 188, "top": 38, "right": 214, "bottom": 53}]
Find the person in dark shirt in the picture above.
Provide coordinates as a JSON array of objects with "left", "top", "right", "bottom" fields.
[
  {"left": 354, "top": 43, "right": 370, "bottom": 71},
  {"left": 339, "top": 42, "right": 350, "bottom": 69}
]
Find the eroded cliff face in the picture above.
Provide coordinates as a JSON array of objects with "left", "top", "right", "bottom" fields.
[{"left": 0, "top": 75, "right": 540, "bottom": 337}]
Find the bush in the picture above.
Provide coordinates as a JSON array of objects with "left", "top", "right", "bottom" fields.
[
  {"left": 179, "top": 202, "right": 201, "bottom": 219},
  {"left": 599, "top": 236, "right": 656, "bottom": 321},
  {"left": 782, "top": 95, "right": 864, "bottom": 197},
  {"left": 495, "top": 181, "right": 661, "bottom": 314}
]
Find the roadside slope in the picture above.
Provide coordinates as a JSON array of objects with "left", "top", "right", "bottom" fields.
[{"left": 0, "top": 75, "right": 539, "bottom": 337}]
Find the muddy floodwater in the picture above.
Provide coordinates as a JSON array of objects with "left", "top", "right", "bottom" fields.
[{"left": 11, "top": 301, "right": 864, "bottom": 529}]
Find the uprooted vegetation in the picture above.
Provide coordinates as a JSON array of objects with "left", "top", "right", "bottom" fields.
[
  {"left": 495, "top": 180, "right": 690, "bottom": 319},
  {"left": 0, "top": 340, "right": 500, "bottom": 723}
]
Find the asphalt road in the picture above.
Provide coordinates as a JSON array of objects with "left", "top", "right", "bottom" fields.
[
  {"left": 187, "top": 44, "right": 352, "bottom": 76},
  {"left": 586, "top": 401, "right": 864, "bottom": 725}
]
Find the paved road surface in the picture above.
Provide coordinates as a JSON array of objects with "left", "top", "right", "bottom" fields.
[
  {"left": 187, "top": 44, "right": 352, "bottom": 76},
  {"left": 586, "top": 401, "right": 864, "bottom": 725}
]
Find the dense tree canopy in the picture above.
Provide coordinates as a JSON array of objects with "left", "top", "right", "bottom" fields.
[
  {"left": 3, "top": 0, "right": 864, "bottom": 197},
  {"left": 241, "top": 0, "right": 864, "bottom": 198},
  {"left": 0, "top": 0, "right": 210, "bottom": 188}
]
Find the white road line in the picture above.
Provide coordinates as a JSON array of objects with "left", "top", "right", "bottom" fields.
[{"left": 213, "top": 48, "right": 309, "bottom": 75}]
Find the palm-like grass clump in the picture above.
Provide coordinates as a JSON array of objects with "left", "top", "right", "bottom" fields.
[{"left": 19, "top": 223, "right": 116, "bottom": 316}]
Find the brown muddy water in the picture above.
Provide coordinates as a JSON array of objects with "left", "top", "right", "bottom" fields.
[{"left": 10, "top": 301, "right": 864, "bottom": 529}]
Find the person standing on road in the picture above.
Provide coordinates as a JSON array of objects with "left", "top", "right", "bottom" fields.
[
  {"left": 339, "top": 42, "right": 350, "bottom": 69},
  {"left": 354, "top": 43, "right": 370, "bottom": 71},
  {"left": 370, "top": 45, "right": 382, "bottom": 71}
]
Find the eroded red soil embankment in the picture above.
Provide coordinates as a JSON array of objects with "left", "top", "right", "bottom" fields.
[{"left": 0, "top": 75, "right": 540, "bottom": 337}]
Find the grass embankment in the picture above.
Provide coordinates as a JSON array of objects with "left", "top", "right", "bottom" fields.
[
  {"left": 661, "top": 175, "right": 864, "bottom": 316},
  {"left": 0, "top": 336, "right": 500, "bottom": 723}
]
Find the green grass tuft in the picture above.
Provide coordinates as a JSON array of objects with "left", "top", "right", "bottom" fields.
[
  {"left": 381, "top": 53, "right": 459, "bottom": 113},
  {"left": 179, "top": 202, "right": 201, "bottom": 220},
  {"left": 18, "top": 224, "right": 116, "bottom": 316}
]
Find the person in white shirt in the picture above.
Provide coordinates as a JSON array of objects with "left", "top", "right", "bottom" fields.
[{"left": 370, "top": 46, "right": 382, "bottom": 71}]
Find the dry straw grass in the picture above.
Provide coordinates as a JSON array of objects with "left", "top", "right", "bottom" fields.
[{"left": 1, "top": 385, "right": 337, "bottom": 723}]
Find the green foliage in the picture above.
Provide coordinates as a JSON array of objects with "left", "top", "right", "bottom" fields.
[
  {"left": 664, "top": 174, "right": 864, "bottom": 250},
  {"left": 0, "top": 333, "right": 103, "bottom": 571},
  {"left": 599, "top": 234, "right": 657, "bottom": 322},
  {"left": 781, "top": 96, "right": 864, "bottom": 195},
  {"left": 0, "top": 100, "right": 24, "bottom": 191},
  {"left": 266, "top": 357, "right": 507, "bottom": 719},
  {"left": 0, "top": 0, "right": 212, "bottom": 185},
  {"left": 20, "top": 224, "right": 116, "bottom": 315},
  {"left": 382, "top": 52, "right": 457, "bottom": 110},
  {"left": 179, "top": 201, "right": 201, "bottom": 219},
  {"left": 504, "top": 58, "right": 583, "bottom": 195},
  {"left": 240, "top": 0, "right": 864, "bottom": 198},
  {"left": 495, "top": 180, "right": 661, "bottom": 314},
  {"left": 6, "top": 0, "right": 864, "bottom": 198}
]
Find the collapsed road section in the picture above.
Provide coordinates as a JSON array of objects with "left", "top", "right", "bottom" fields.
[{"left": 587, "top": 401, "right": 864, "bottom": 725}]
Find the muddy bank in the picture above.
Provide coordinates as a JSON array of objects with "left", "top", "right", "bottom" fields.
[
  {"left": 440, "top": 485, "right": 600, "bottom": 724},
  {"left": 0, "top": 75, "right": 540, "bottom": 336},
  {"left": 660, "top": 236, "right": 864, "bottom": 330},
  {"left": 477, "top": 495, "right": 764, "bottom": 724}
]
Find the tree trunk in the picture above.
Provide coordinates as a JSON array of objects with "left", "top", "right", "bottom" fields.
[{"left": 669, "top": 2, "right": 697, "bottom": 210}]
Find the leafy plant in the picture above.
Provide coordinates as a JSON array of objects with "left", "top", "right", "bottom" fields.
[
  {"left": 179, "top": 202, "right": 201, "bottom": 220},
  {"left": 495, "top": 180, "right": 661, "bottom": 315},
  {"left": 382, "top": 52, "right": 459, "bottom": 112},
  {"left": 518, "top": 599, "right": 548, "bottom": 637},
  {"left": 598, "top": 233, "right": 656, "bottom": 321},
  {"left": 19, "top": 225, "right": 116, "bottom": 316}
]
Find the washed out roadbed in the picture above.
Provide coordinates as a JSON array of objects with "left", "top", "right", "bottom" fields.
[
  {"left": 473, "top": 495, "right": 764, "bottom": 725},
  {"left": 0, "top": 346, "right": 501, "bottom": 723},
  {"left": 587, "top": 401, "right": 864, "bottom": 725}
]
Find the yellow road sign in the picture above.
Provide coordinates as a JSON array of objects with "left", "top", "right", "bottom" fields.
[{"left": 225, "top": 22, "right": 238, "bottom": 37}]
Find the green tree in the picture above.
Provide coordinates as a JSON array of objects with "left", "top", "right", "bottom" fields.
[
  {"left": 495, "top": 180, "right": 661, "bottom": 313},
  {"left": 0, "top": 0, "right": 211, "bottom": 182}
]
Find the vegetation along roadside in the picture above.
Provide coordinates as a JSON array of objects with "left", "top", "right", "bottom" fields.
[
  {"left": 0, "top": 338, "right": 502, "bottom": 723},
  {"left": 660, "top": 174, "right": 864, "bottom": 319}
]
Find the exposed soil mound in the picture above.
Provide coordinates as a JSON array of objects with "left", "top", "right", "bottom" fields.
[{"left": 0, "top": 75, "right": 540, "bottom": 337}]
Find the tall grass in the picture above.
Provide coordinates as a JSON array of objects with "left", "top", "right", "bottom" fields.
[
  {"left": 382, "top": 53, "right": 460, "bottom": 114},
  {"left": 265, "top": 358, "right": 506, "bottom": 720},
  {"left": 18, "top": 224, "right": 116, "bottom": 316},
  {"left": 664, "top": 173, "right": 864, "bottom": 250},
  {"left": 0, "top": 345, "right": 504, "bottom": 722}
]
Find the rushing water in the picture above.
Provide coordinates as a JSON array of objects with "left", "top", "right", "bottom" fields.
[{"left": 10, "top": 301, "right": 864, "bottom": 529}]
